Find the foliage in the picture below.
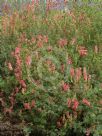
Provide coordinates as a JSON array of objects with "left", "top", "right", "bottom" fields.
[{"left": 0, "top": 2, "right": 102, "bottom": 136}]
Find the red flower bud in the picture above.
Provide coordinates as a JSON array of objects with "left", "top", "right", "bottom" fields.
[
  {"left": 62, "top": 83, "right": 70, "bottom": 91},
  {"left": 23, "top": 103, "right": 31, "bottom": 110},
  {"left": 20, "top": 80, "right": 26, "bottom": 88},
  {"left": 82, "top": 98, "right": 90, "bottom": 107}
]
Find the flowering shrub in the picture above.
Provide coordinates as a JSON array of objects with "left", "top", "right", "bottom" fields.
[{"left": 0, "top": 2, "right": 102, "bottom": 136}]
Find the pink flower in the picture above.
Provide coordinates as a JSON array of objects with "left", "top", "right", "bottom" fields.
[
  {"left": 20, "top": 80, "right": 26, "bottom": 88},
  {"left": 78, "top": 46, "right": 87, "bottom": 56},
  {"left": 67, "top": 98, "right": 79, "bottom": 111},
  {"left": 14, "top": 68, "right": 22, "bottom": 80},
  {"left": 46, "top": 59, "right": 52, "bottom": 65},
  {"left": 62, "top": 83, "right": 70, "bottom": 91},
  {"left": 58, "top": 38, "right": 67, "bottom": 47},
  {"left": 32, "top": 0, "right": 34, "bottom": 5},
  {"left": 72, "top": 99, "right": 79, "bottom": 111},
  {"left": 8, "top": 62, "right": 13, "bottom": 71},
  {"left": 15, "top": 47, "right": 20, "bottom": 54},
  {"left": 37, "top": 41, "right": 43, "bottom": 48},
  {"left": 43, "top": 35, "right": 48, "bottom": 43},
  {"left": 16, "top": 57, "right": 22, "bottom": 66},
  {"left": 15, "top": 87, "right": 19, "bottom": 93},
  {"left": 31, "top": 37, "right": 36, "bottom": 44},
  {"left": 47, "top": 46, "right": 52, "bottom": 52},
  {"left": 26, "top": 55, "right": 31, "bottom": 66},
  {"left": 67, "top": 58, "right": 72, "bottom": 64},
  {"left": 82, "top": 98, "right": 90, "bottom": 107},
  {"left": 67, "top": 98, "right": 71, "bottom": 108},
  {"left": 23, "top": 103, "right": 31, "bottom": 110},
  {"left": 70, "top": 67, "right": 75, "bottom": 77},
  {"left": 37, "top": 35, "right": 43, "bottom": 41}
]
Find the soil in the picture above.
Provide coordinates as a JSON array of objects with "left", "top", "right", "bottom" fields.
[{"left": 0, "top": 121, "right": 24, "bottom": 136}]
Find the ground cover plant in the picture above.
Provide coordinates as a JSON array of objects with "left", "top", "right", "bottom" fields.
[{"left": 0, "top": 1, "right": 102, "bottom": 136}]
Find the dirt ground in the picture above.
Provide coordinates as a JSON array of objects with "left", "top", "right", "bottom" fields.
[{"left": 0, "top": 122, "right": 24, "bottom": 136}]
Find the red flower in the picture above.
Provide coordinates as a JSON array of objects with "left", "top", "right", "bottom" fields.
[
  {"left": 14, "top": 70, "right": 22, "bottom": 80},
  {"left": 58, "top": 38, "right": 67, "bottom": 47},
  {"left": 15, "top": 87, "right": 19, "bottom": 93},
  {"left": 43, "top": 35, "right": 48, "bottom": 43},
  {"left": 70, "top": 67, "right": 75, "bottom": 77},
  {"left": 32, "top": 0, "right": 34, "bottom": 5},
  {"left": 15, "top": 47, "right": 20, "bottom": 54},
  {"left": 67, "top": 58, "right": 72, "bottom": 64},
  {"left": 16, "top": 57, "right": 22, "bottom": 66},
  {"left": 23, "top": 103, "right": 31, "bottom": 110},
  {"left": 72, "top": 99, "right": 79, "bottom": 111},
  {"left": 82, "top": 99, "right": 90, "bottom": 107},
  {"left": 20, "top": 80, "right": 26, "bottom": 88},
  {"left": 31, "top": 37, "right": 36, "bottom": 44},
  {"left": 47, "top": 46, "right": 52, "bottom": 52},
  {"left": 37, "top": 35, "right": 43, "bottom": 41},
  {"left": 67, "top": 98, "right": 71, "bottom": 108},
  {"left": 67, "top": 98, "right": 79, "bottom": 111},
  {"left": 62, "top": 83, "right": 70, "bottom": 91},
  {"left": 37, "top": 41, "right": 43, "bottom": 48}
]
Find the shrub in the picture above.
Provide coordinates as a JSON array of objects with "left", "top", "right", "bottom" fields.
[{"left": 0, "top": 2, "right": 102, "bottom": 136}]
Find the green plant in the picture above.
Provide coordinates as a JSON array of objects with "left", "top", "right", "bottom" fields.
[{"left": 0, "top": 2, "right": 102, "bottom": 136}]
